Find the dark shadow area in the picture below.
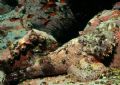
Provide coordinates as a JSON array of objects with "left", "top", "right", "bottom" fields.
[
  {"left": 1, "top": 0, "right": 18, "bottom": 7},
  {"left": 67, "top": 0, "right": 119, "bottom": 30},
  {"left": 55, "top": 0, "right": 120, "bottom": 44},
  {"left": 102, "top": 47, "right": 116, "bottom": 67}
]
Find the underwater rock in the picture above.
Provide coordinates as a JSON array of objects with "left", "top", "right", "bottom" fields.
[
  {"left": 3, "top": 25, "right": 117, "bottom": 84},
  {"left": 110, "top": 28, "right": 120, "bottom": 68},
  {"left": 84, "top": 9, "right": 120, "bottom": 68},
  {"left": 0, "top": 5, "right": 24, "bottom": 21},
  {"left": 0, "top": 2, "right": 13, "bottom": 15},
  {"left": 79, "top": 28, "right": 115, "bottom": 60},
  {"left": 85, "top": 10, "right": 120, "bottom": 30},
  {"left": 0, "top": 29, "right": 57, "bottom": 72},
  {"left": 17, "top": 9, "right": 120, "bottom": 84},
  {"left": 0, "top": 6, "right": 31, "bottom": 50},
  {"left": 0, "top": 0, "right": 78, "bottom": 44},
  {"left": 0, "top": 18, "right": 28, "bottom": 62},
  {"left": 1, "top": 1, "right": 120, "bottom": 85},
  {"left": 18, "top": 68, "right": 120, "bottom": 85},
  {"left": 0, "top": 16, "right": 28, "bottom": 59},
  {"left": 0, "top": 29, "right": 58, "bottom": 84},
  {"left": 67, "top": 56, "right": 107, "bottom": 82},
  {"left": 0, "top": 70, "right": 6, "bottom": 85},
  {"left": 113, "top": 2, "right": 120, "bottom": 10},
  {"left": 18, "top": 0, "right": 78, "bottom": 43},
  {"left": 21, "top": 0, "right": 74, "bottom": 26},
  {"left": 0, "top": 26, "right": 27, "bottom": 51}
]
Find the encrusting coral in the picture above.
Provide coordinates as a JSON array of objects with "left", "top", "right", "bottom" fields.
[
  {"left": 17, "top": 8, "right": 120, "bottom": 84},
  {"left": 79, "top": 28, "right": 115, "bottom": 59},
  {"left": 0, "top": 0, "right": 78, "bottom": 44},
  {"left": 2, "top": 19, "right": 117, "bottom": 84},
  {"left": 1, "top": 1, "right": 120, "bottom": 85},
  {"left": 0, "top": 29, "right": 58, "bottom": 71},
  {"left": 84, "top": 6, "right": 120, "bottom": 68}
]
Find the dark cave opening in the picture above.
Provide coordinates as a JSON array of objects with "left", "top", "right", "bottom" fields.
[
  {"left": 68, "top": 0, "right": 119, "bottom": 30},
  {"left": 46, "top": 0, "right": 120, "bottom": 44},
  {"left": 56, "top": 0, "right": 120, "bottom": 44}
]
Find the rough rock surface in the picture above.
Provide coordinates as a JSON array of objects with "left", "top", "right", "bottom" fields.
[
  {"left": 85, "top": 9, "right": 120, "bottom": 68},
  {"left": 1, "top": 1, "right": 120, "bottom": 85},
  {"left": 0, "top": 0, "right": 78, "bottom": 44},
  {"left": 17, "top": 9, "right": 120, "bottom": 85},
  {"left": 2, "top": 15, "right": 118, "bottom": 84}
]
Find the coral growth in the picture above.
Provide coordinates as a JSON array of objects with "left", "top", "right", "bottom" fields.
[
  {"left": 2, "top": 25, "right": 116, "bottom": 84},
  {"left": 85, "top": 10, "right": 120, "bottom": 30},
  {"left": 1, "top": 1, "right": 120, "bottom": 85},
  {"left": 79, "top": 28, "right": 115, "bottom": 59},
  {"left": 0, "top": 29, "right": 57, "bottom": 73},
  {"left": 18, "top": 0, "right": 78, "bottom": 43},
  {"left": 84, "top": 9, "right": 120, "bottom": 68}
]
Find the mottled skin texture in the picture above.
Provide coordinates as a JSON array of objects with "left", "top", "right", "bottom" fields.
[
  {"left": 2, "top": 26, "right": 116, "bottom": 84},
  {"left": 1, "top": 9, "right": 120, "bottom": 84},
  {"left": 0, "top": 29, "right": 58, "bottom": 84},
  {"left": 85, "top": 9, "right": 120, "bottom": 68},
  {"left": 1, "top": 1, "right": 120, "bottom": 85},
  {"left": 3, "top": 9, "right": 120, "bottom": 84}
]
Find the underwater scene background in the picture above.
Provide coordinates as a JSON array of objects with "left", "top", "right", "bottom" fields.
[{"left": 1, "top": 0, "right": 120, "bottom": 85}]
